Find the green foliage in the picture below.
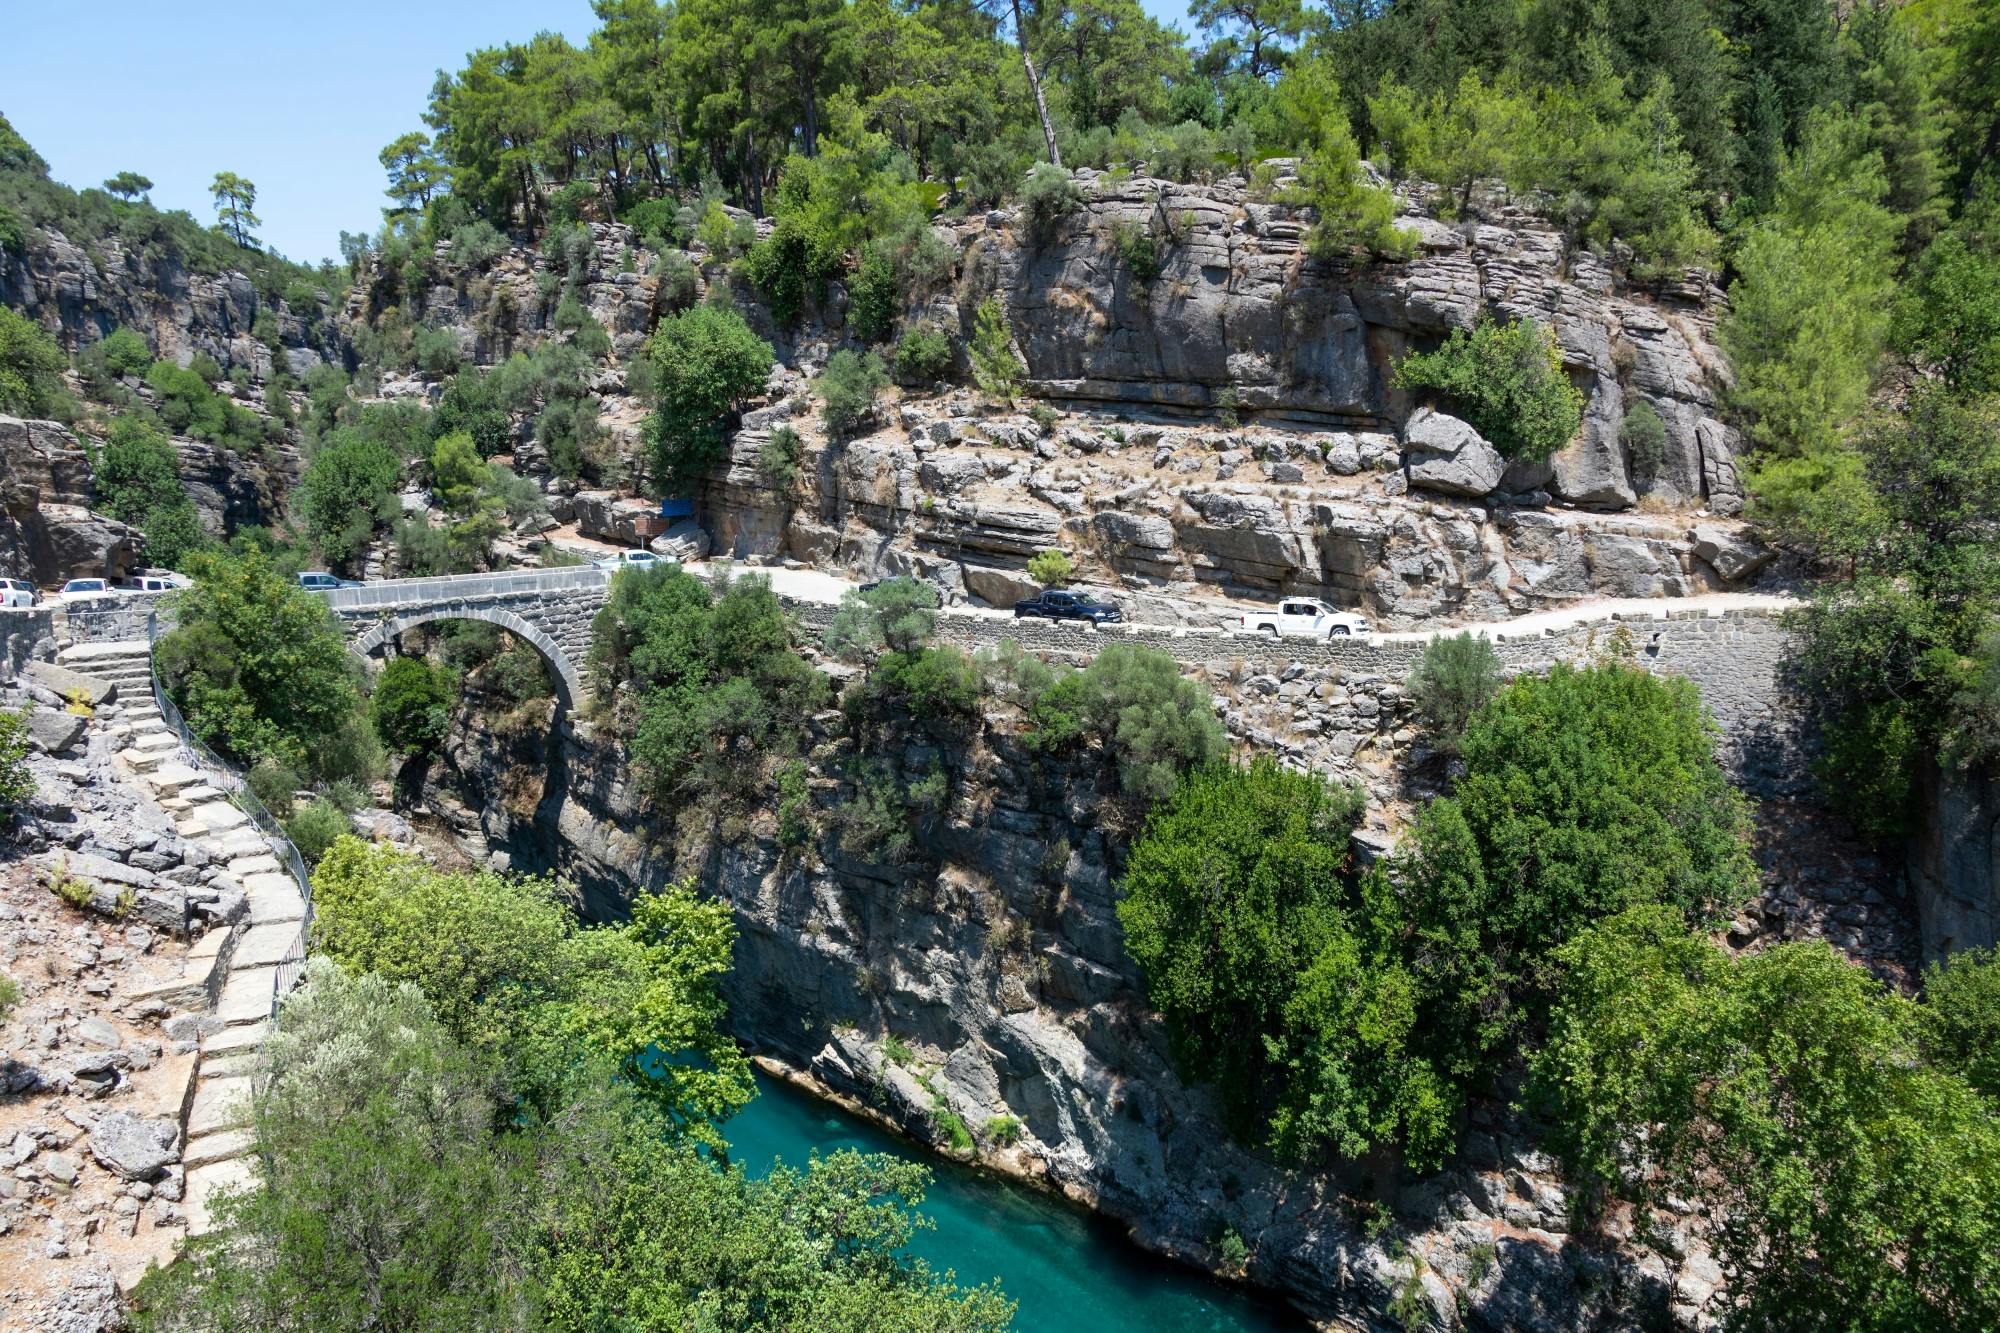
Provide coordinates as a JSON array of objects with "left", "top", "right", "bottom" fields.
[
  {"left": 775, "top": 758, "right": 814, "bottom": 850},
  {"left": 156, "top": 549, "right": 368, "bottom": 781},
  {"left": 864, "top": 647, "right": 984, "bottom": 722},
  {"left": 967, "top": 297, "right": 1022, "bottom": 403},
  {"left": 91, "top": 414, "right": 208, "bottom": 569},
  {"left": 0, "top": 708, "right": 32, "bottom": 817},
  {"left": 1034, "top": 642, "right": 1226, "bottom": 801},
  {"left": 371, "top": 656, "right": 454, "bottom": 757},
  {"left": 143, "top": 358, "right": 265, "bottom": 452},
  {"left": 1619, "top": 398, "right": 1668, "bottom": 478},
  {"left": 286, "top": 798, "right": 354, "bottom": 866},
  {"left": 1025, "top": 549, "right": 1073, "bottom": 588},
  {"left": 1537, "top": 907, "right": 2000, "bottom": 1331},
  {"left": 298, "top": 430, "right": 401, "bottom": 568},
  {"left": 817, "top": 348, "right": 888, "bottom": 438},
  {"left": 245, "top": 758, "right": 300, "bottom": 822},
  {"left": 1109, "top": 219, "right": 1160, "bottom": 280},
  {"left": 208, "top": 171, "right": 260, "bottom": 249},
  {"left": 0, "top": 307, "right": 70, "bottom": 419},
  {"left": 1277, "top": 57, "right": 1416, "bottom": 260},
  {"left": 589, "top": 564, "right": 828, "bottom": 807},
  {"left": 1021, "top": 163, "right": 1083, "bottom": 242},
  {"left": 826, "top": 576, "right": 940, "bottom": 661},
  {"left": 1405, "top": 631, "right": 1503, "bottom": 757},
  {"left": 847, "top": 241, "right": 899, "bottom": 343},
  {"left": 0, "top": 972, "right": 17, "bottom": 1022},
  {"left": 1894, "top": 223, "right": 2000, "bottom": 397},
  {"left": 97, "top": 326, "right": 151, "bottom": 377},
  {"left": 1393, "top": 316, "right": 1584, "bottom": 462},
  {"left": 757, "top": 424, "right": 803, "bottom": 492},
  {"left": 642, "top": 304, "right": 774, "bottom": 490},
  {"left": 1920, "top": 946, "right": 2000, "bottom": 1102},
  {"left": 893, "top": 325, "right": 953, "bottom": 385},
  {"left": 982, "top": 1114, "right": 1024, "bottom": 1146}
]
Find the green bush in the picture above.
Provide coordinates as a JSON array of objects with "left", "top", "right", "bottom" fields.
[
  {"left": 866, "top": 646, "right": 983, "bottom": 720},
  {"left": 449, "top": 219, "right": 508, "bottom": 268},
  {"left": 1392, "top": 317, "right": 1584, "bottom": 462},
  {"left": 642, "top": 304, "right": 774, "bottom": 490},
  {"left": 286, "top": 798, "right": 354, "bottom": 865},
  {"left": 1405, "top": 632, "right": 1503, "bottom": 757},
  {"left": 1537, "top": 907, "right": 2000, "bottom": 1331},
  {"left": 1021, "top": 163, "right": 1082, "bottom": 243},
  {"left": 371, "top": 656, "right": 454, "bottom": 757},
  {"left": 982, "top": 1115, "right": 1024, "bottom": 1147},
  {"left": 1919, "top": 945, "right": 2000, "bottom": 1101},
  {"left": 848, "top": 243, "right": 899, "bottom": 343},
  {"left": 775, "top": 759, "right": 813, "bottom": 850},
  {"left": 0, "top": 708, "right": 32, "bottom": 817},
  {"left": 246, "top": 759, "right": 301, "bottom": 822},
  {"left": 816, "top": 349, "right": 887, "bottom": 439},
  {"left": 92, "top": 414, "right": 208, "bottom": 569},
  {"left": 1025, "top": 549, "right": 1073, "bottom": 588},
  {"left": 298, "top": 431, "right": 401, "bottom": 568},
  {"left": 825, "top": 577, "right": 940, "bottom": 662},
  {"left": 967, "top": 298, "right": 1022, "bottom": 402},
  {"left": 894, "top": 326, "right": 952, "bottom": 385},
  {"left": 589, "top": 565, "right": 827, "bottom": 805},
  {"left": 757, "top": 425, "right": 802, "bottom": 492},
  {"left": 157, "top": 549, "right": 368, "bottom": 780},
  {"left": 97, "top": 327, "right": 152, "bottom": 377},
  {"left": 1109, "top": 220, "right": 1160, "bottom": 281},
  {"left": 1620, "top": 399, "right": 1668, "bottom": 477},
  {"left": 0, "top": 307, "right": 71, "bottom": 419}
]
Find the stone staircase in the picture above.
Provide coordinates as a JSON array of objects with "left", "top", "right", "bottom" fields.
[{"left": 57, "top": 641, "right": 311, "bottom": 1236}]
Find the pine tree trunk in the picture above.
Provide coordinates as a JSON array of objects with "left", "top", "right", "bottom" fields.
[{"left": 1011, "top": 0, "right": 1062, "bottom": 168}]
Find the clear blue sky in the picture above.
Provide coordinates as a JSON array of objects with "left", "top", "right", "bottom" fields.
[{"left": 2, "top": 0, "right": 1189, "bottom": 267}]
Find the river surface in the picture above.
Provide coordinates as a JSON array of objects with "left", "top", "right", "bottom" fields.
[{"left": 726, "top": 1070, "right": 1302, "bottom": 1333}]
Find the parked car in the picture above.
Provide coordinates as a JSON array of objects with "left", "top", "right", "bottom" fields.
[
  {"left": 1013, "top": 589, "right": 1124, "bottom": 624},
  {"left": 296, "top": 571, "right": 361, "bottom": 592},
  {"left": 59, "top": 578, "right": 117, "bottom": 605},
  {"left": 593, "top": 550, "right": 664, "bottom": 572},
  {"left": 1239, "top": 598, "right": 1370, "bottom": 639},
  {"left": 125, "top": 573, "right": 190, "bottom": 593},
  {"left": 0, "top": 578, "right": 37, "bottom": 609}
]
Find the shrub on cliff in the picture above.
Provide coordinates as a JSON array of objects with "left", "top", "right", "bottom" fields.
[
  {"left": 92, "top": 414, "right": 209, "bottom": 569},
  {"left": 1392, "top": 316, "right": 1583, "bottom": 462},
  {"left": 1536, "top": 906, "right": 2000, "bottom": 1331},
  {"left": 371, "top": 656, "right": 454, "bottom": 757},
  {"left": 642, "top": 304, "right": 774, "bottom": 491},
  {"left": 285, "top": 797, "right": 353, "bottom": 866},
  {"left": 894, "top": 325, "right": 953, "bottom": 385},
  {"left": 967, "top": 298, "right": 1022, "bottom": 402},
  {"left": 298, "top": 429, "right": 401, "bottom": 569},
  {"left": 1405, "top": 631, "right": 1503, "bottom": 757},
  {"left": 0, "top": 307, "right": 71, "bottom": 420},
  {"left": 0, "top": 708, "right": 32, "bottom": 818},
  {"left": 589, "top": 564, "right": 826, "bottom": 805},
  {"left": 825, "top": 577, "right": 940, "bottom": 662},
  {"left": 816, "top": 349, "right": 887, "bottom": 439}
]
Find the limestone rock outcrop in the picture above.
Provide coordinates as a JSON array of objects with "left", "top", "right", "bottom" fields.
[
  {"left": 1404, "top": 407, "right": 1506, "bottom": 496},
  {"left": 0, "top": 416, "right": 138, "bottom": 583}
]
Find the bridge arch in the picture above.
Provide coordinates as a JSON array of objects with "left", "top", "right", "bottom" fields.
[{"left": 353, "top": 606, "right": 587, "bottom": 714}]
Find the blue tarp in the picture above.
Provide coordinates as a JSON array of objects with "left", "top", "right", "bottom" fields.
[{"left": 659, "top": 496, "right": 696, "bottom": 518}]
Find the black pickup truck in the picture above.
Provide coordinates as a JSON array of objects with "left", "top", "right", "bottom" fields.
[{"left": 1012, "top": 589, "right": 1124, "bottom": 624}]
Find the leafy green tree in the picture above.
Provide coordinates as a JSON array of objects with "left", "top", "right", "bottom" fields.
[
  {"left": 378, "top": 131, "right": 448, "bottom": 217},
  {"left": 642, "top": 304, "right": 775, "bottom": 489},
  {"left": 0, "top": 308, "right": 69, "bottom": 418},
  {"left": 1405, "top": 631, "right": 1503, "bottom": 757},
  {"left": 1190, "top": 0, "right": 1304, "bottom": 78},
  {"left": 826, "top": 575, "right": 940, "bottom": 661},
  {"left": 967, "top": 297, "right": 1022, "bottom": 402},
  {"left": 102, "top": 171, "right": 153, "bottom": 201},
  {"left": 92, "top": 415, "right": 208, "bottom": 569},
  {"left": 297, "top": 430, "right": 402, "bottom": 568},
  {"left": 894, "top": 325, "right": 953, "bottom": 384},
  {"left": 209, "top": 171, "right": 260, "bottom": 249},
  {"left": 1392, "top": 316, "right": 1584, "bottom": 462},
  {"left": 1894, "top": 226, "right": 2000, "bottom": 396},
  {"left": 589, "top": 564, "right": 828, "bottom": 805},
  {"left": 312, "top": 837, "right": 753, "bottom": 1139},
  {"left": 1045, "top": 641, "right": 1226, "bottom": 800},
  {"left": 817, "top": 348, "right": 888, "bottom": 438},
  {"left": 96, "top": 326, "right": 152, "bottom": 377},
  {"left": 1536, "top": 906, "right": 2000, "bottom": 1331},
  {"left": 156, "top": 549, "right": 366, "bottom": 778},
  {"left": 1918, "top": 945, "right": 2000, "bottom": 1101},
  {"left": 371, "top": 655, "right": 455, "bottom": 757},
  {"left": 285, "top": 797, "right": 355, "bottom": 865}
]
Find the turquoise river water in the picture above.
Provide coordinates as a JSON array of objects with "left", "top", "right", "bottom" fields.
[{"left": 726, "top": 1070, "right": 1301, "bottom": 1332}]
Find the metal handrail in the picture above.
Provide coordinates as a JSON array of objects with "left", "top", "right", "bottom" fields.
[{"left": 146, "top": 611, "right": 314, "bottom": 1015}]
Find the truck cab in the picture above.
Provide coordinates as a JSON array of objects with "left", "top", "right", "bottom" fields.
[{"left": 1240, "top": 598, "right": 1370, "bottom": 640}]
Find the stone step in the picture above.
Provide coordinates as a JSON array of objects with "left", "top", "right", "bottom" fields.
[
  {"left": 187, "top": 1075, "right": 252, "bottom": 1139},
  {"left": 228, "top": 853, "right": 281, "bottom": 877},
  {"left": 200, "top": 1021, "right": 267, "bottom": 1057},
  {"left": 129, "top": 730, "right": 178, "bottom": 753},
  {"left": 197, "top": 1053, "right": 257, "bottom": 1084},
  {"left": 215, "top": 966, "right": 278, "bottom": 1027},
  {"left": 147, "top": 762, "right": 203, "bottom": 796},
  {"left": 57, "top": 641, "right": 152, "bottom": 666},
  {"left": 182, "top": 1127, "right": 252, "bottom": 1169},
  {"left": 122, "top": 747, "right": 170, "bottom": 773},
  {"left": 185, "top": 1157, "right": 256, "bottom": 1237},
  {"left": 248, "top": 885, "right": 307, "bottom": 927},
  {"left": 179, "top": 784, "right": 224, "bottom": 804},
  {"left": 179, "top": 802, "right": 249, "bottom": 836},
  {"left": 233, "top": 922, "right": 302, "bottom": 970}
]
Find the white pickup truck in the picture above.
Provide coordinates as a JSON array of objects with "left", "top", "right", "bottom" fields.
[{"left": 1239, "top": 598, "right": 1371, "bottom": 640}]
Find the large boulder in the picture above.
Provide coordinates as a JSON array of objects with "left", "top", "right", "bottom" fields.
[
  {"left": 24, "top": 706, "right": 86, "bottom": 755},
  {"left": 649, "top": 518, "right": 711, "bottom": 562},
  {"left": 1691, "top": 523, "right": 1773, "bottom": 583},
  {"left": 1403, "top": 408, "right": 1505, "bottom": 497},
  {"left": 22, "top": 659, "right": 117, "bottom": 707},
  {"left": 87, "top": 1112, "right": 180, "bottom": 1181}
]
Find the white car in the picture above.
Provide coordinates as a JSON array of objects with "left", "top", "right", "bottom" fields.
[
  {"left": 1239, "top": 598, "right": 1370, "bottom": 640},
  {"left": 0, "top": 578, "right": 37, "bottom": 609},
  {"left": 126, "top": 573, "right": 190, "bottom": 593},
  {"left": 593, "top": 550, "right": 663, "bottom": 572},
  {"left": 59, "top": 578, "right": 119, "bottom": 605}
]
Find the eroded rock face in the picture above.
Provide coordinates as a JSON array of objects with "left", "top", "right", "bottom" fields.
[{"left": 0, "top": 416, "right": 139, "bottom": 583}]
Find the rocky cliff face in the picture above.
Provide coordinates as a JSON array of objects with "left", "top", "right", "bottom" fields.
[
  {"left": 0, "top": 227, "right": 347, "bottom": 380},
  {"left": 0, "top": 416, "right": 138, "bottom": 583},
  {"left": 1908, "top": 762, "right": 2000, "bottom": 964}
]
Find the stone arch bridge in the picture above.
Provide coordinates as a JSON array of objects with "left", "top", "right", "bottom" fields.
[{"left": 325, "top": 568, "right": 612, "bottom": 714}]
